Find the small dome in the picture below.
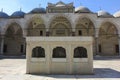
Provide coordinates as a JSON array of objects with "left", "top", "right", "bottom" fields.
[
  {"left": 114, "top": 11, "right": 120, "bottom": 17},
  {"left": 11, "top": 11, "right": 25, "bottom": 18},
  {"left": 75, "top": 6, "right": 91, "bottom": 13},
  {"left": 30, "top": 8, "right": 46, "bottom": 13},
  {"left": 98, "top": 10, "right": 113, "bottom": 17},
  {"left": 0, "top": 12, "right": 9, "bottom": 18}
]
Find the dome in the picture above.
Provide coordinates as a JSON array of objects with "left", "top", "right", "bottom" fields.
[
  {"left": 114, "top": 11, "right": 120, "bottom": 17},
  {"left": 75, "top": 6, "right": 91, "bottom": 13},
  {"left": 11, "top": 11, "right": 25, "bottom": 18},
  {"left": 98, "top": 10, "right": 113, "bottom": 17},
  {"left": 0, "top": 12, "right": 9, "bottom": 18},
  {"left": 30, "top": 8, "right": 46, "bottom": 13}
]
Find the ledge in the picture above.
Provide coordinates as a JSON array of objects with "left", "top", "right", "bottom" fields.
[
  {"left": 52, "top": 58, "right": 67, "bottom": 62},
  {"left": 73, "top": 58, "right": 88, "bottom": 62},
  {"left": 26, "top": 37, "right": 93, "bottom": 42},
  {"left": 31, "top": 58, "right": 46, "bottom": 62}
]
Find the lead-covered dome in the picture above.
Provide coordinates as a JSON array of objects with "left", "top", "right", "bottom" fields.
[
  {"left": 30, "top": 8, "right": 46, "bottom": 13},
  {"left": 0, "top": 12, "right": 9, "bottom": 18},
  {"left": 114, "top": 11, "right": 120, "bottom": 17},
  {"left": 98, "top": 10, "right": 113, "bottom": 17},
  {"left": 75, "top": 6, "right": 91, "bottom": 13},
  {"left": 11, "top": 11, "right": 25, "bottom": 18}
]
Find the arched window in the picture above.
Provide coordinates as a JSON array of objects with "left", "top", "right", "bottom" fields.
[
  {"left": 74, "top": 47, "right": 87, "bottom": 58},
  {"left": 53, "top": 47, "right": 66, "bottom": 58},
  {"left": 32, "top": 47, "right": 45, "bottom": 58}
]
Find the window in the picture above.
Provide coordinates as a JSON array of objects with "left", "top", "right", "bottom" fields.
[
  {"left": 74, "top": 47, "right": 87, "bottom": 58},
  {"left": 53, "top": 47, "right": 66, "bottom": 58},
  {"left": 78, "top": 30, "right": 82, "bottom": 36},
  {"left": 99, "top": 44, "right": 101, "bottom": 53},
  {"left": 115, "top": 45, "right": 119, "bottom": 53},
  {"left": 32, "top": 47, "right": 45, "bottom": 58},
  {"left": 40, "top": 30, "right": 43, "bottom": 36},
  {"left": 3, "top": 44, "right": 7, "bottom": 53},
  {"left": 21, "top": 45, "right": 24, "bottom": 53}
]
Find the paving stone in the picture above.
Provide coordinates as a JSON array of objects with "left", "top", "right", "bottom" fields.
[{"left": 0, "top": 56, "right": 120, "bottom": 80}]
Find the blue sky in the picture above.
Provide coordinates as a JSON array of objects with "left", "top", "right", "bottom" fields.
[{"left": 0, "top": 0, "right": 120, "bottom": 15}]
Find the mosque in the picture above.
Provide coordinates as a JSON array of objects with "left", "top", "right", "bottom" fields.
[{"left": 0, "top": 1, "right": 120, "bottom": 57}]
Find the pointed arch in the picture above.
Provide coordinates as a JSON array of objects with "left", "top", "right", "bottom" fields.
[
  {"left": 75, "top": 17, "right": 95, "bottom": 36},
  {"left": 75, "top": 17, "right": 96, "bottom": 55},
  {"left": 49, "top": 16, "right": 72, "bottom": 36},
  {"left": 98, "top": 22, "right": 119, "bottom": 56},
  {"left": 99, "top": 22, "right": 118, "bottom": 36},
  {"left": 5, "top": 22, "right": 23, "bottom": 37},
  {"left": 4, "top": 22, "right": 25, "bottom": 55},
  {"left": 48, "top": 14, "right": 72, "bottom": 26},
  {"left": 27, "top": 17, "right": 46, "bottom": 36}
]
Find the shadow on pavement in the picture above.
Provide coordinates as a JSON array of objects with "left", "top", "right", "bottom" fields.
[
  {"left": 94, "top": 56, "right": 120, "bottom": 60},
  {"left": 0, "top": 55, "right": 26, "bottom": 59},
  {"left": 28, "top": 68, "right": 120, "bottom": 78}
]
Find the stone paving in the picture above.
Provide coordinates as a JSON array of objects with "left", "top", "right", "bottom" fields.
[{"left": 0, "top": 56, "right": 120, "bottom": 80}]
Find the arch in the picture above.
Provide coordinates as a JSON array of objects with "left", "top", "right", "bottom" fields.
[
  {"left": 4, "top": 22, "right": 25, "bottom": 55},
  {"left": 52, "top": 47, "right": 66, "bottom": 58},
  {"left": 5, "top": 22, "right": 23, "bottom": 36},
  {"left": 74, "top": 47, "right": 87, "bottom": 58},
  {"left": 98, "top": 20, "right": 120, "bottom": 35},
  {"left": 4, "top": 20, "right": 23, "bottom": 34},
  {"left": 99, "top": 22, "right": 118, "bottom": 36},
  {"left": 98, "top": 20, "right": 119, "bottom": 34},
  {"left": 32, "top": 47, "right": 45, "bottom": 58},
  {"left": 75, "top": 15, "right": 96, "bottom": 27},
  {"left": 75, "top": 17, "right": 95, "bottom": 36},
  {"left": 48, "top": 14, "right": 72, "bottom": 26},
  {"left": 50, "top": 16, "right": 72, "bottom": 36},
  {"left": 98, "top": 22, "right": 119, "bottom": 56},
  {"left": 27, "top": 17, "right": 46, "bottom": 36},
  {"left": 75, "top": 17, "right": 96, "bottom": 55}
]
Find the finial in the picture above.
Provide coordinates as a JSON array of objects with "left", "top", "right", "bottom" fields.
[
  {"left": 39, "top": 4, "right": 41, "bottom": 8},
  {"left": 99, "top": 6, "right": 102, "bottom": 10},
  {"left": 20, "top": 7, "right": 22, "bottom": 11},
  {"left": 1, "top": 8, "right": 3, "bottom": 12},
  {"left": 80, "top": 2, "right": 82, "bottom": 6}
]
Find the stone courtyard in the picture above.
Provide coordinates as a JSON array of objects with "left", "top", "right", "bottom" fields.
[{"left": 0, "top": 56, "right": 120, "bottom": 80}]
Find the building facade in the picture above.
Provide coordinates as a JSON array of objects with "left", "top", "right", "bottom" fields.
[{"left": 0, "top": 1, "right": 120, "bottom": 56}]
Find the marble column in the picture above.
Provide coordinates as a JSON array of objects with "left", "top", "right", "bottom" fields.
[
  {"left": 22, "top": 35, "right": 26, "bottom": 55},
  {"left": 95, "top": 37, "right": 99, "bottom": 55},
  {"left": 0, "top": 35, "right": 4, "bottom": 55},
  {"left": 95, "top": 28, "right": 99, "bottom": 56},
  {"left": 24, "top": 38, "right": 26, "bottom": 55}
]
